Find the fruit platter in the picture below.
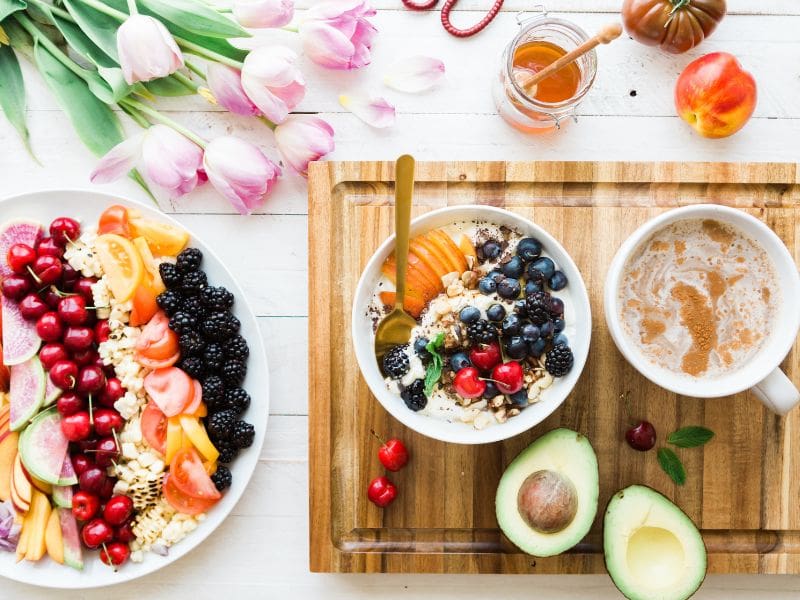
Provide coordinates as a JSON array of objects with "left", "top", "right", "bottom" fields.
[{"left": 0, "top": 190, "right": 267, "bottom": 588}]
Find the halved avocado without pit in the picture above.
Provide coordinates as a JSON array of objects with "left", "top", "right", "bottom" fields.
[
  {"left": 495, "top": 428, "right": 599, "bottom": 557},
  {"left": 604, "top": 485, "right": 707, "bottom": 600}
]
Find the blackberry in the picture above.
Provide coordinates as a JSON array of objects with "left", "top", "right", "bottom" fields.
[
  {"left": 224, "top": 335, "right": 249, "bottom": 361},
  {"left": 216, "top": 440, "right": 238, "bottom": 464},
  {"left": 169, "top": 311, "right": 197, "bottom": 335},
  {"left": 159, "top": 263, "right": 182, "bottom": 289},
  {"left": 176, "top": 247, "right": 203, "bottom": 273},
  {"left": 202, "top": 286, "right": 234, "bottom": 312},
  {"left": 382, "top": 345, "right": 409, "bottom": 379},
  {"left": 181, "top": 295, "right": 207, "bottom": 318},
  {"left": 156, "top": 290, "right": 182, "bottom": 316},
  {"left": 202, "top": 311, "right": 240, "bottom": 342},
  {"left": 179, "top": 330, "right": 206, "bottom": 357},
  {"left": 179, "top": 357, "right": 205, "bottom": 379},
  {"left": 226, "top": 388, "right": 251, "bottom": 415},
  {"left": 545, "top": 343, "right": 574, "bottom": 377},
  {"left": 466, "top": 319, "right": 497, "bottom": 344},
  {"left": 207, "top": 410, "right": 236, "bottom": 440},
  {"left": 222, "top": 359, "right": 247, "bottom": 386},
  {"left": 180, "top": 270, "right": 207, "bottom": 294},
  {"left": 231, "top": 420, "right": 255, "bottom": 449},
  {"left": 401, "top": 379, "right": 427, "bottom": 412},
  {"left": 526, "top": 291, "right": 554, "bottom": 326},
  {"left": 202, "top": 375, "right": 225, "bottom": 409},
  {"left": 211, "top": 466, "right": 232, "bottom": 491},
  {"left": 203, "top": 343, "right": 224, "bottom": 372}
]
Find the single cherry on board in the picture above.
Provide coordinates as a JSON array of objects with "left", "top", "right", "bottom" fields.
[
  {"left": 626, "top": 421, "right": 657, "bottom": 452},
  {"left": 371, "top": 431, "right": 409, "bottom": 472},
  {"left": 367, "top": 476, "right": 397, "bottom": 508}
]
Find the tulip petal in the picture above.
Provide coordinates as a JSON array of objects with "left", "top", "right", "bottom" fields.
[
  {"left": 384, "top": 56, "right": 445, "bottom": 93},
  {"left": 90, "top": 133, "right": 144, "bottom": 183},
  {"left": 206, "top": 64, "right": 260, "bottom": 117},
  {"left": 233, "top": 0, "right": 294, "bottom": 29},
  {"left": 339, "top": 94, "right": 395, "bottom": 128},
  {"left": 141, "top": 125, "right": 203, "bottom": 199},
  {"left": 240, "top": 45, "right": 305, "bottom": 123},
  {"left": 116, "top": 15, "right": 183, "bottom": 84},
  {"left": 274, "top": 115, "right": 335, "bottom": 176}
]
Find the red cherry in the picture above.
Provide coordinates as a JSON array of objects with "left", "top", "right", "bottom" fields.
[
  {"left": 71, "top": 453, "right": 94, "bottom": 477},
  {"left": 76, "top": 365, "right": 106, "bottom": 395},
  {"left": 6, "top": 243, "right": 36, "bottom": 274},
  {"left": 40, "top": 343, "right": 69, "bottom": 369},
  {"left": 31, "top": 255, "right": 62, "bottom": 286},
  {"left": 73, "top": 278, "right": 96, "bottom": 302},
  {"left": 42, "top": 288, "right": 62, "bottom": 309},
  {"left": 36, "top": 237, "right": 63, "bottom": 259},
  {"left": 61, "top": 411, "right": 91, "bottom": 441},
  {"left": 78, "top": 467, "right": 107, "bottom": 495},
  {"left": 492, "top": 361, "right": 524, "bottom": 395},
  {"left": 94, "top": 436, "right": 119, "bottom": 468},
  {"left": 469, "top": 341, "right": 502, "bottom": 372},
  {"left": 50, "top": 217, "right": 80, "bottom": 246},
  {"left": 18, "top": 294, "right": 48, "bottom": 321},
  {"left": 1, "top": 275, "right": 30, "bottom": 300},
  {"left": 60, "top": 263, "right": 79, "bottom": 290},
  {"left": 56, "top": 392, "right": 85, "bottom": 417},
  {"left": 95, "top": 320, "right": 111, "bottom": 344},
  {"left": 377, "top": 437, "right": 409, "bottom": 472},
  {"left": 36, "top": 312, "right": 64, "bottom": 342},
  {"left": 103, "top": 495, "right": 133, "bottom": 526},
  {"left": 99, "top": 378, "right": 124, "bottom": 408},
  {"left": 93, "top": 409, "right": 123, "bottom": 437},
  {"left": 114, "top": 520, "right": 135, "bottom": 543},
  {"left": 367, "top": 476, "right": 397, "bottom": 508},
  {"left": 71, "top": 490, "right": 101, "bottom": 521},
  {"left": 63, "top": 326, "right": 94, "bottom": 352},
  {"left": 100, "top": 542, "right": 130, "bottom": 567},
  {"left": 453, "top": 367, "right": 486, "bottom": 399},
  {"left": 81, "top": 518, "right": 113, "bottom": 549},
  {"left": 58, "top": 295, "right": 89, "bottom": 326},
  {"left": 71, "top": 348, "right": 99, "bottom": 367},
  {"left": 76, "top": 437, "right": 99, "bottom": 453},
  {"left": 50, "top": 360, "right": 78, "bottom": 390},
  {"left": 625, "top": 421, "right": 657, "bottom": 452},
  {"left": 98, "top": 475, "right": 116, "bottom": 500}
]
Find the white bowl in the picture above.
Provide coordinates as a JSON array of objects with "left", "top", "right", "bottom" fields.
[
  {"left": 0, "top": 190, "right": 268, "bottom": 588},
  {"left": 351, "top": 205, "right": 591, "bottom": 445}
]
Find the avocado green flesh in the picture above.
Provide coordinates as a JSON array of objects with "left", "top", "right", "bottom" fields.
[
  {"left": 604, "top": 485, "right": 707, "bottom": 600},
  {"left": 495, "top": 428, "right": 599, "bottom": 557}
]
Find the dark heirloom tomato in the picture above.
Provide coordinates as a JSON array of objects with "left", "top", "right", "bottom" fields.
[{"left": 622, "top": 0, "right": 726, "bottom": 54}]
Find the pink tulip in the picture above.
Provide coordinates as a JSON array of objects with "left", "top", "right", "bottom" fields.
[
  {"left": 116, "top": 15, "right": 183, "bottom": 84},
  {"left": 274, "top": 115, "right": 335, "bottom": 176},
  {"left": 206, "top": 64, "right": 260, "bottom": 116},
  {"left": 203, "top": 136, "right": 281, "bottom": 214},
  {"left": 233, "top": 0, "right": 294, "bottom": 28},
  {"left": 299, "top": 0, "right": 377, "bottom": 70},
  {"left": 90, "top": 125, "right": 203, "bottom": 199},
  {"left": 240, "top": 46, "right": 305, "bottom": 125}
]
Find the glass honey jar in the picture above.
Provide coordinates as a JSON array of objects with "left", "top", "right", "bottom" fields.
[{"left": 492, "top": 8, "right": 597, "bottom": 133}]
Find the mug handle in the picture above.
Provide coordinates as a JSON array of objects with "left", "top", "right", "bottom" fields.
[{"left": 752, "top": 368, "right": 800, "bottom": 415}]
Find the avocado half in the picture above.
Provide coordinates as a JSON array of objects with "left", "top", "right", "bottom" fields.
[
  {"left": 495, "top": 428, "right": 599, "bottom": 557},
  {"left": 604, "top": 485, "right": 707, "bottom": 600}
]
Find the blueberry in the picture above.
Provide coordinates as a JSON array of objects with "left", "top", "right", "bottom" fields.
[
  {"left": 529, "top": 337, "right": 547, "bottom": 357},
  {"left": 530, "top": 257, "right": 555, "bottom": 280},
  {"left": 501, "top": 256, "right": 525, "bottom": 279},
  {"left": 450, "top": 352, "right": 471, "bottom": 371},
  {"left": 549, "top": 271, "right": 568, "bottom": 291},
  {"left": 521, "top": 323, "right": 540, "bottom": 343},
  {"left": 549, "top": 297, "right": 564, "bottom": 316},
  {"left": 505, "top": 336, "right": 527, "bottom": 360},
  {"left": 516, "top": 238, "right": 542, "bottom": 262},
  {"left": 525, "top": 280, "right": 543, "bottom": 296},
  {"left": 482, "top": 381, "right": 500, "bottom": 399},
  {"left": 553, "top": 319, "right": 565, "bottom": 333},
  {"left": 414, "top": 337, "right": 431, "bottom": 361},
  {"left": 478, "top": 277, "right": 497, "bottom": 295},
  {"left": 487, "top": 269, "right": 505, "bottom": 283},
  {"left": 514, "top": 299, "right": 528, "bottom": 316},
  {"left": 540, "top": 320, "right": 555, "bottom": 338},
  {"left": 497, "top": 278, "right": 521, "bottom": 300},
  {"left": 486, "top": 304, "right": 506, "bottom": 322},
  {"left": 554, "top": 333, "right": 569, "bottom": 346},
  {"left": 459, "top": 306, "right": 481, "bottom": 324},
  {"left": 481, "top": 241, "right": 502, "bottom": 260},
  {"left": 501, "top": 314, "right": 522, "bottom": 336},
  {"left": 509, "top": 389, "right": 528, "bottom": 407}
]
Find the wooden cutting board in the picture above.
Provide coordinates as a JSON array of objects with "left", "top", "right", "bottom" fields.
[{"left": 307, "top": 161, "right": 800, "bottom": 574}]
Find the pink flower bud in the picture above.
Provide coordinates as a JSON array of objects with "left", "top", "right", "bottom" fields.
[
  {"left": 299, "top": 0, "right": 377, "bottom": 70},
  {"left": 203, "top": 136, "right": 282, "bottom": 214},
  {"left": 240, "top": 46, "right": 305, "bottom": 124},
  {"left": 274, "top": 115, "right": 335, "bottom": 176},
  {"left": 206, "top": 64, "right": 260, "bottom": 117},
  {"left": 116, "top": 15, "right": 183, "bottom": 84},
  {"left": 233, "top": 0, "right": 294, "bottom": 29}
]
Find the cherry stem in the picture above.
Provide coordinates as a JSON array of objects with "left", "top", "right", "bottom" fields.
[
  {"left": 88, "top": 395, "right": 94, "bottom": 426},
  {"left": 26, "top": 265, "right": 41, "bottom": 284},
  {"left": 621, "top": 391, "right": 635, "bottom": 424},
  {"left": 370, "top": 429, "right": 387, "bottom": 446}
]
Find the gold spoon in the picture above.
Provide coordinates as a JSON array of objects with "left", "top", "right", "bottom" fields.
[{"left": 375, "top": 155, "right": 417, "bottom": 370}]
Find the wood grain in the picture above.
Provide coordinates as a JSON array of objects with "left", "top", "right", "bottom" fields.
[{"left": 308, "top": 161, "right": 800, "bottom": 574}]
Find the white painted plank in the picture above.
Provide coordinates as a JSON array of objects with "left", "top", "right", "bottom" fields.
[{"left": 258, "top": 318, "right": 309, "bottom": 416}]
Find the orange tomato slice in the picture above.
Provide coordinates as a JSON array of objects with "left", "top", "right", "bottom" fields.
[
  {"left": 129, "top": 217, "right": 189, "bottom": 257},
  {"left": 141, "top": 401, "right": 167, "bottom": 455},
  {"left": 143, "top": 367, "right": 194, "bottom": 417},
  {"left": 136, "top": 352, "right": 179, "bottom": 371},
  {"left": 129, "top": 279, "right": 160, "bottom": 327},
  {"left": 98, "top": 205, "right": 131, "bottom": 237},
  {"left": 162, "top": 473, "right": 218, "bottom": 516},
  {"left": 95, "top": 234, "right": 144, "bottom": 301},
  {"left": 136, "top": 311, "right": 179, "bottom": 361}
]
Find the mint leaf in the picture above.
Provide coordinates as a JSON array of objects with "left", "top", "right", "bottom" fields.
[
  {"left": 423, "top": 333, "right": 445, "bottom": 397},
  {"left": 668, "top": 426, "right": 715, "bottom": 448},
  {"left": 657, "top": 448, "right": 686, "bottom": 486}
]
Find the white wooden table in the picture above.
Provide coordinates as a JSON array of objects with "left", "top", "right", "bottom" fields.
[{"left": 1, "top": 1, "right": 799, "bottom": 597}]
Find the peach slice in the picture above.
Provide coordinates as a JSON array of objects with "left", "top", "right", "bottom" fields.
[
  {"left": 458, "top": 234, "right": 477, "bottom": 260},
  {"left": 428, "top": 230, "right": 468, "bottom": 273},
  {"left": 409, "top": 239, "right": 449, "bottom": 280},
  {"left": 379, "top": 291, "right": 425, "bottom": 319},
  {"left": 45, "top": 508, "right": 64, "bottom": 564},
  {"left": 24, "top": 487, "right": 50, "bottom": 561},
  {"left": 381, "top": 256, "right": 439, "bottom": 301},
  {"left": 416, "top": 235, "right": 457, "bottom": 276},
  {"left": 0, "top": 433, "right": 17, "bottom": 502}
]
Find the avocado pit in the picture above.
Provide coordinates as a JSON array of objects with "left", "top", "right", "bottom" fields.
[{"left": 516, "top": 469, "right": 578, "bottom": 534}]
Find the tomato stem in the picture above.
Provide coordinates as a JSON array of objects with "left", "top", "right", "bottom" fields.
[{"left": 666, "top": 0, "right": 690, "bottom": 27}]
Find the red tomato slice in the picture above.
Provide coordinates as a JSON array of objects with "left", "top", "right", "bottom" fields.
[
  {"left": 170, "top": 448, "right": 222, "bottom": 501},
  {"left": 183, "top": 381, "right": 202, "bottom": 415},
  {"left": 144, "top": 367, "right": 193, "bottom": 417},
  {"left": 141, "top": 401, "right": 167, "bottom": 455},
  {"left": 136, "top": 311, "right": 179, "bottom": 360},
  {"left": 163, "top": 473, "right": 219, "bottom": 516},
  {"left": 129, "top": 279, "right": 160, "bottom": 327},
  {"left": 98, "top": 205, "right": 131, "bottom": 237},
  {"left": 136, "top": 352, "right": 180, "bottom": 371}
]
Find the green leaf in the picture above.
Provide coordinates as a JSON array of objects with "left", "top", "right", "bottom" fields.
[
  {"left": 657, "top": 448, "right": 686, "bottom": 486},
  {"left": 144, "top": 75, "right": 194, "bottom": 97},
  {"left": 0, "top": 0, "right": 26, "bottom": 22},
  {"left": 0, "top": 44, "right": 33, "bottom": 156},
  {"left": 138, "top": 0, "right": 249, "bottom": 39},
  {"left": 2, "top": 19, "right": 33, "bottom": 58},
  {"left": 33, "top": 40, "right": 124, "bottom": 156},
  {"left": 423, "top": 332, "right": 446, "bottom": 397},
  {"left": 668, "top": 426, "right": 715, "bottom": 448},
  {"left": 62, "top": 0, "right": 120, "bottom": 61}
]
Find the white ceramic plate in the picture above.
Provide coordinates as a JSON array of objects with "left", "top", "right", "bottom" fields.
[{"left": 0, "top": 190, "right": 269, "bottom": 588}]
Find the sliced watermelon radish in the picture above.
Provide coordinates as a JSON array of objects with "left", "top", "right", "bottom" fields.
[
  {"left": 43, "top": 373, "right": 62, "bottom": 407},
  {"left": 2, "top": 296, "right": 41, "bottom": 366},
  {"left": 0, "top": 220, "right": 42, "bottom": 278},
  {"left": 56, "top": 449, "right": 77, "bottom": 486},
  {"left": 9, "top": 355, "right": 45, "bottom": 431},
  {"left": 18, "top": 407, "right": 69, "bottom": 485},
  {"left": 58, "top": 508, "right": 83, "bottom": 571}
]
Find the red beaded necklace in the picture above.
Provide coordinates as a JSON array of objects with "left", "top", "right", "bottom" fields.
[{"left": 401, "top": 0, "right": 505, "bottom": 38}]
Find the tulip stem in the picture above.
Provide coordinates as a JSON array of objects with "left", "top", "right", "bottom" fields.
[
  {"left": 75, "top": 0, "right": 129, "bottom": 21},
  {"left": 172, "top": 71, "right": 199, "bottom": 92},
  {"left": 127, "top": 0, "right": 138, "bottom": 15},
  {"left": 14, "top": 14, "right": 87, "bottom": 82},
  {"left": 175, "top": 37, "right": 243, "bottom": 69},
  {"left": 27, "top": 0, "right": 73, "bottom": 21},
  {"left": 120, "top": 98, "right": 207, "bottom": 148},
  {"left": 281, "top": 24, "right": 299, "bottom": 33},
  {"left": 120, "top": 103, "right": 151, "bottom": 129},
  {"left": 258, "top": 116, "right": 277, "bottom": 131},
  {"left": 184, "top": 60, "right": 207, "bottom": 80}
]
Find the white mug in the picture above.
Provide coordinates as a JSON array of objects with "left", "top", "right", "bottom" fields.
[{"left": 604, "top": 204, "right": 800, "bottom": 415}]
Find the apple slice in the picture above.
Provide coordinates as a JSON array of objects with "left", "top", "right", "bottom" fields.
[
  {"left": 24, "top": 487, "right": 50, "bottom": 561},
  {"left": 29, "top": 475, "right": 53, "bottom": 496},
  {"left": 428, "top": 230, "right": 468, "bottom": 273},
  {"left": 45, "top": 508, "right": 64, "bottom": 564},
  {"left": 379, "top": 291, "right": 425, "bottom": 319},
  {"left": 12, "top": 453, "right": 31, "bottom": 513},
  {"left": 0, "top": 432, "right": 18, "bottom": 502}
]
